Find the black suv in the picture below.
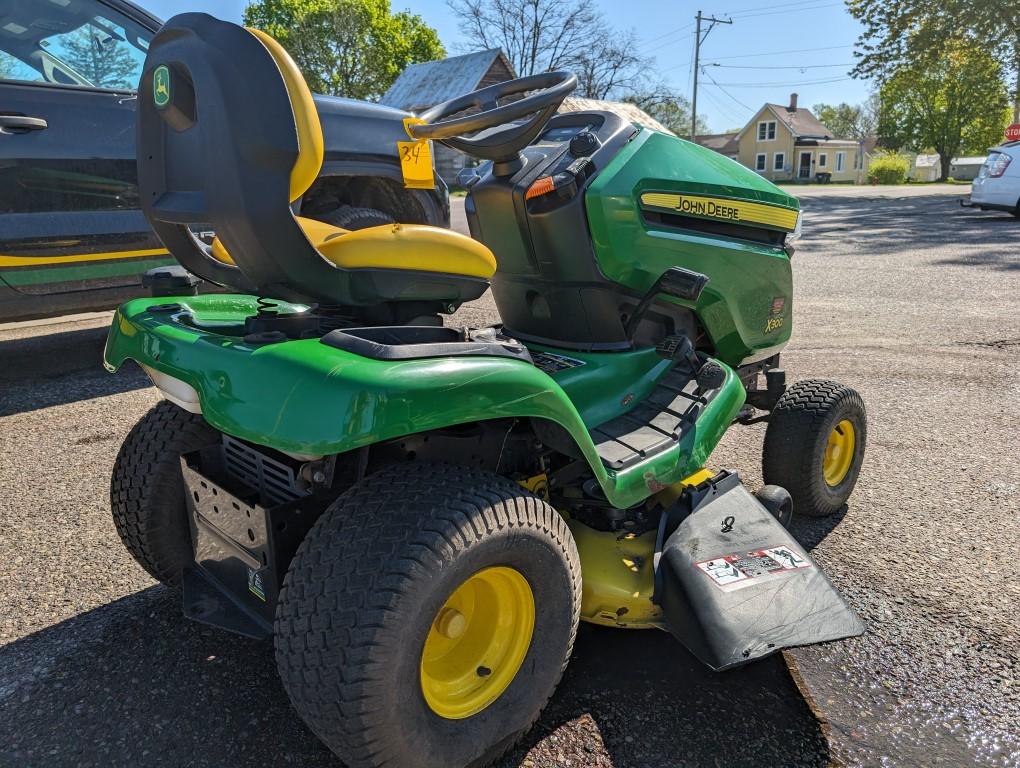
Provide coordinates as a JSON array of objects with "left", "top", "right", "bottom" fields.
[{"left": 0, "top": 0, "right": 449, "bottom": 322}]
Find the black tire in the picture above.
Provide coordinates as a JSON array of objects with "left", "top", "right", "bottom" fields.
[
  {"left": 110, "top": 401, "right": 215, "bottom": 586},
  {"left": 275, "top": 463, "right": 581, "bottom": 768},
  {"left": 762, "top": 379, "right": 866, "bottom": 518},
  {"left": 755, "top": 484, "right": 793, "bottom": 528},
  {"left": 318, "top": 205, "right": 395, "bottom": 230}
]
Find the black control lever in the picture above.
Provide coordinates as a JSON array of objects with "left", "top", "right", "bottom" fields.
[{"left": 624, "top": 267, "right": 709, "bottom": 342}]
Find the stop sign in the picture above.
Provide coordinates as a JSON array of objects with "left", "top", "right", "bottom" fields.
[{"left": 1006, "top": 123, "right": 1020, "bottom": 141}]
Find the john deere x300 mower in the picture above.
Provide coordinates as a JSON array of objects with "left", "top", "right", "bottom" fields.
[{"left": 105, "top": 14, "right": 867, "bottom": 767}]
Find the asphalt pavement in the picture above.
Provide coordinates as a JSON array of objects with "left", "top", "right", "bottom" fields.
[{"left": 2, "top": 185, "right": 1018, "bottom": 767}]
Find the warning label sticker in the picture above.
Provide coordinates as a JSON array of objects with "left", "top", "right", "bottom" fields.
[
  {"left": 696, "top": 545, "right": 812, "bottom": 592},
  {"left": 532, "top": 351, "right": 586, "bottom": 374}
]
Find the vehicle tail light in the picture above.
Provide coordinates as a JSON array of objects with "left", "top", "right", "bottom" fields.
[{"left": 987, "top": 152, "right": 1011, "bottom": 177}]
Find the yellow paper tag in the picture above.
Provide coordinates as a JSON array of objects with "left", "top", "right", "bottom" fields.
[{"left": 399, "top": 117, "right": 434, "bottom": 190}]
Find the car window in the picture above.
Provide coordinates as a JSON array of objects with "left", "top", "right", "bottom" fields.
[{"left": 0, "top": 2, "right": 152, "bottom": 90}]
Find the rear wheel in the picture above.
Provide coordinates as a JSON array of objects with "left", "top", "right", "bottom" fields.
[
  {"left": 762, "top": 379, "right": 867, "bottom": 517},
  {"left": 275, "top": 463, "right": 581, "bottom": 768},
  {"left": 110, "top": 400, "right": 215, "bottom": 586},
  {"left": 318, "top": 205, "right": 395, "bottom": 230}
]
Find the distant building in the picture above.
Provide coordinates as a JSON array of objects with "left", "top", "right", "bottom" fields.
[
  {"left": 380, "top": 49, "right": 515, "bottom": 183},
  {"left": 949, "top": 157, "right": 986, "bottom": 181},
  {"left": 718, "top": 93, "right": 862, "bottom": 182},
  {"left": 909, "top": 154, "right": 940, "bottom": 183},
  {"left": 694, "top": 132, "right": 739, "bottom": 160},
  {"left": 382, "top": 54, "right": 672, "bottom": 183}
]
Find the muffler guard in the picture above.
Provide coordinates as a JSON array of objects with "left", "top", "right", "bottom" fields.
[{"left": 655, "top": 472, "right": 863, "bottom": 671}]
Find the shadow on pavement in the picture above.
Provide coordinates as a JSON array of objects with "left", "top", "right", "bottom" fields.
[
  {"left": 0, "top": 587, "right": 829, "bottom": 768},
  {"left": 800, "top": 196, "right": 1019, "bottom": 270},
  {"left": 0, "top": 326, "right": 149, "bottom": 416},
  {"left": 789, "top": 505, "right": 850, "bottom": 552}
]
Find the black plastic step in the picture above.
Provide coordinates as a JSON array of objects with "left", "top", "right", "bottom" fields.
[{"left": 592, "top": 368, "right": 716, "bottom": 471}]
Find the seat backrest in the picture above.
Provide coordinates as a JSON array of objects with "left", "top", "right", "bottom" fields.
[{"left": 138, "top": 14, "right": 350, "bottom": 303}]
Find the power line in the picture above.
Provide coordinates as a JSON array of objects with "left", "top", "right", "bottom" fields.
[
  {"left": 705, "top": 75, "right": 854, "bottom": 87},
  {"left": 643, "top": 31, "right": 696, "bottom": 56},
  {"left": 718, "top": 0, "right": 842, "bottom": 14},
  {"left": 726, "top": 2, "right": 842, "bottom": 20},
  {"left": 701, "top": 70, "right": 754, "bottom": 111},
  {"left": 697, "top": 83, "right": 751, "bottom": 126},
  {"left": 709, "top": 44, "right": 854, "bottom": 61},
  {"left": 691, "top": 10, "right": 733, "bottom": 140},
  {"left": 642, "top": 21, "right": 696, "bottom": 47},
  {"left": 709, "top": 62, "right": 854, "bottom": 69}
]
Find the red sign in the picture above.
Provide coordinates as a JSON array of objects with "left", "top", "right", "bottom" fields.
[{"left": 1006, "top": 123, "right": 1020, "bottom": 142}]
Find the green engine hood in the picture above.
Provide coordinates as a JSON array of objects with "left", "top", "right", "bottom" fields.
[{"left": 584, "top": 130, "right": 798, "bottom": 367}]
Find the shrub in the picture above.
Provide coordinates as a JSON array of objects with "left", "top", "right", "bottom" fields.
[{"left": 868, "top": 152, "right": 909, "bottom": 184}]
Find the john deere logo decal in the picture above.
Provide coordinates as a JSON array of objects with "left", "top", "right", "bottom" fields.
[
  {"left": 153, "top": 65, "right": 171, "bottom": 108},
  {"left": 640, "top": 192, "right": 799, "bottom": 232}
]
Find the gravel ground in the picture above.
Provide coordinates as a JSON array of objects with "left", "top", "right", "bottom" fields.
[{"left": 1, "top": 186, "right": 1018, "bottom": 767}]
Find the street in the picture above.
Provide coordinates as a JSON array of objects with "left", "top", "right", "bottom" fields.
[{"left": 1, "top": 186, "right": 1018, "bottom": 767}]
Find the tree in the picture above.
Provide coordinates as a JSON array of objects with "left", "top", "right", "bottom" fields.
[
  {"left": 243, "top": 0, "right": 444, "bottom": 100},
  {"left": 848, "top": 0, "right": 1020, "bottom": 122},
  {"left": 58, "top": 27, "right": 140, "bottom": 89},
  {"left": 624, "top": 87, "right": 709, "bottom": 137},
  {"left": 877, "top": 39, "right": 1008, "bottom": 180},
  {"left": 813, "top": 95, "right": 878, "bottom": 141},
  {"left": 448, "top": 0, "right": 645, "bottom": 92},
  {"left": 570, "top": 31, "right": 647, "bottom": 99}
]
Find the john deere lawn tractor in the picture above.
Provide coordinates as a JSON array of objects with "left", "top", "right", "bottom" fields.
[{"left": 105, "top": 13, "right": 867, "bottom": 767}]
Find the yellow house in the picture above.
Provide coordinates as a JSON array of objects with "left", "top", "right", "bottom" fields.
[{"left": 733, "top": 94, "right": 861, "bottom": 183}]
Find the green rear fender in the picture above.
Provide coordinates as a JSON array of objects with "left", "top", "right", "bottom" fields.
[{"left": 105, "top": 297, "right": 745, "bottom": 508}]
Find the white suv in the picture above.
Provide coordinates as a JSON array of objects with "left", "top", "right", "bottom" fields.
[{"left": 967, "top": 142, "right": 1020, "bottom": 217}]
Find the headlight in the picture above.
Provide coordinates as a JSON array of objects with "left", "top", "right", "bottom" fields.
[{"left": 140, "top": 364, "right": 201, "bottom": 413}]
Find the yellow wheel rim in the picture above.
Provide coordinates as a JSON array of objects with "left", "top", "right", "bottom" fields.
[
  {"left": 823, "top": 419, "right": 856, "bottom": 486},
  {"left": 420, "top": 566, "right": 535, "bottom": 720}
]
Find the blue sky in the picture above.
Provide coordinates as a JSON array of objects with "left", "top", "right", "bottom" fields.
[{"left": 145, "top": 0, "right": 870, "bottom": 133}]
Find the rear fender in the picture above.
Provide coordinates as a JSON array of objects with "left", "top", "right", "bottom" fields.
[{"left": 105, "top": 296, "right": 744, "bottom": 508}]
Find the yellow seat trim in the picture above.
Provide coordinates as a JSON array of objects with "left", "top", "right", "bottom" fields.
[
  {"left": 317, "top": 224, "right": 496, "bottom": 279},
  {"left": 246, "top": 28, "right": 324, "bottom": 203},
  {"left": 209, "top": 216, "right": 346, "bottom": 265}
]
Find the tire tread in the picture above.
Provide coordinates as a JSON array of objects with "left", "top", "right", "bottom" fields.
[{"left": 275, "top": 462, "right": 581, "bottom": 768}]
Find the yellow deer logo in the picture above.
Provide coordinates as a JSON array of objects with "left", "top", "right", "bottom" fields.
[{"left": 153, "top": 65, "right": 170, "bottom": 108}]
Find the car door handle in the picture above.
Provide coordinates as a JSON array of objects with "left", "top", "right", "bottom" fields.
[{"left": 0, "top": 115, "right": 49, "bottom": 134}]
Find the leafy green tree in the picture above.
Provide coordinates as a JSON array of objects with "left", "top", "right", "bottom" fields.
[
  {"left": 624, "top": 87, "right": 709, "bottom": 137},
  {"left": 878, "top": 39, "right": 1008, "bottom": 180},
  {"left": 813, "top": 94, "right": 878, "bottom": 141},
  {"left": 848, "top": 0, "right": 1020, "bottom": 121},
  {"left": 243, "top": 0, "right": 445, "bottom": 100},
  {"left": 57, "top": 27, "right": 140, "bottom": 88}
]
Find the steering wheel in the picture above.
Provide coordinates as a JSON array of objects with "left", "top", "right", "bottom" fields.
[{"left": 408, "top": 71, "right": 577, "bottom": 166}]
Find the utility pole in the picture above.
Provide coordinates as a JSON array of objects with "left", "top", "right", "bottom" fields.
[{"left": 691, "top": 10, "right": 732, "bottom": 141}]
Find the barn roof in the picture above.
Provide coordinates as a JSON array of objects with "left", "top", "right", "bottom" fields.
[
  {"left": 380, "top": 49, "right": 511, "bottom": 112},
  {"left": 695, "top": 132, "right": 739, "bottom": 154}
]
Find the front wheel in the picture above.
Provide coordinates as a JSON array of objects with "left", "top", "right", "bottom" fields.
[
  {"left": 110, "top": 401, "right": 215, "bottom": 586},
  {"left": 275, "top": 463, "right": 581, "bottom": 768},
  {"left": 762, "top": 379, "right": 867, "bottom": 517}
]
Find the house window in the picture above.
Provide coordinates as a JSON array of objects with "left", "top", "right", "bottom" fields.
[
  {"left": 836, "top": 151, "right": 846, "bottom": 172},
  {"left": 773, "top": 152, "right": 785, "bottom": 171},
  {"left": 755, "top": 153, "right": 767, "bottom": 171},
  {"left": 818, "top": 153, "right": 827, "bottom": 168},
  {"left": 757, "top": 121, "right": 776, "bottom": 141}
]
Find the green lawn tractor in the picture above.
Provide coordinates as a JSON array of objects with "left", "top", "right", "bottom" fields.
[{"left": 105, "top": 14, "right": 867, "bottom": 768}]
